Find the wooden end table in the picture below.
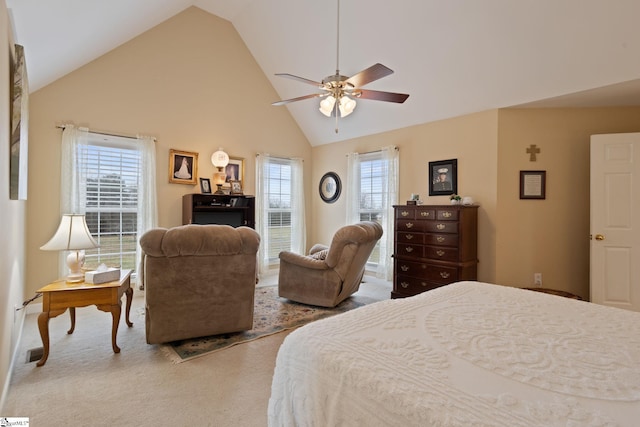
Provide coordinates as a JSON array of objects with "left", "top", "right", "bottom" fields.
[{"left": 36, "top": 269, "right": 133, "bottom": 366}]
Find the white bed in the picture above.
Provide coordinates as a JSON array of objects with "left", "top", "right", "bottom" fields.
[{"left": 268, "top": 281, "right": 640, "bottom": 426}]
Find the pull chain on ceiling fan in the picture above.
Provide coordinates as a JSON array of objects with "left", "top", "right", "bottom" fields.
[{"left": 272, "top": 0, "right": 410, "bottom": 133}]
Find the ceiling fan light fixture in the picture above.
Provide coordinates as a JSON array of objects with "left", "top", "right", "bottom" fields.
[
  {"left": 319, "top": 96, "right": 336, "bottom": 117},
  {"left": 338, "top": 95, "right": 356, "bottom": 117}
]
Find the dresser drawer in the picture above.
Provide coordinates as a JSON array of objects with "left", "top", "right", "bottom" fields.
[
  {"left": 424, "top": 233, "right": 459, "bottom": 247},
  {"left": 424, "top": 221, "right": 458, "bottom": 233},
  {"left": 416, "top": 209, "right": 436, "bottom": 220},
  {"left": 396, "top": 243, "right": 424, "bottom": 257},
  {"left": 395, "top": 259, "right": 428, "bottom": 278},
  {"left": 396, "top": 232, "right": 424, "bottom": 244},
  {"left": 397, "top": 220, "right": 425, "bottom": 232},
  {"left": 396, "top": 208, "right": 415, "bottom": 220},
  {"left": 425, "top": 245, "right": 459, "bottom": 262},
  {"left": 395, "top": 275, "right": 446, "bottom": 295},
  {"left": 425, "top": 265, "right": 459, "bottom": 284},
  {"left": 436, "top": 209, "right": 459, "bottom": 221}
]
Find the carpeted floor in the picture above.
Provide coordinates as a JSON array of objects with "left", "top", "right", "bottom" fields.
[
  {"left": 2, "top": 273, "right": 391, "bottom": 426},
  {"left": 165, "top": 286, "right": 377, "bottom": 363}
]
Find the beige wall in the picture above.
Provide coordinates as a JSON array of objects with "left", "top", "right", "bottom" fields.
[
  {"left": 1, "top": 0, "right": 28, "bottom": 409},
  {"left": 311, "top": 107, "right": 640, "bottom": 300},
  {"left": 496, "top": 107, "right": 640, "bottom": 299},
  {"left": 311, "top": 110, "right": 500, "bottom": 283},
  {"left": 25, "top": 7, "right": 311, "bottom": 297}
]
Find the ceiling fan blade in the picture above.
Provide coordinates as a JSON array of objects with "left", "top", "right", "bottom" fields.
[
  {"left": 357, "top": 89, "right": 410, "bottom": 103},
  {"left": 275, "top": 73, "right": 323, "bottom": 87},
  {"left": 345, "top": 63, "right": 394, "bottom": 88},
  {"left": 272, "top": 93, "right": 323, "bottom": 106}
]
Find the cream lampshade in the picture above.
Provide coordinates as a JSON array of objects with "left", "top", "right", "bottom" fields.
[
  {"left": 40, "top": 214, "right": 99, "bottom": 283},
  {"left": 211, "top": 148, "right": 230, "bottom": 195}
]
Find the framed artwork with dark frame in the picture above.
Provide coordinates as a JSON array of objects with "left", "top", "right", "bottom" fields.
[
  {"left": 169, "top": 149, "right": 198, "bottom": 185},
  {"left": 199, "top": 177, "right": 212, "bottom": 194},
  {"left": 429, "top": 159, "right": 458, "bottom": 196},
  {"left": 520, "top": 170, "right": 546, "bottom": 199}
]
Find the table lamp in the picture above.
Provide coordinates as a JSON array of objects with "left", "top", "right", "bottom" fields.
[
  {"left": 211, "top": 148, "right": 229, "bottom": 195},
  {"left": 40, "top": 214, "right": 99, "bottom": 283}
]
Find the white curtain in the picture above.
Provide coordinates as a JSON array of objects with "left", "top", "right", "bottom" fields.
[
  {"left": 59, "top": 126, "right": 89, "bottom": 276},
  {"left": 379, "top": 146, "right": 399, "bottom": 280},
  {"left": 136, "top": 135, "right": 158, "bottom": 276},
  {"left": 255, "top": 154, "right": 306, "bottom": 276},
  {"left": 346, "top": 152, "right": 360, "bottom": 224},
  {"left": 346, "top": 146, "right": 398, "bottom": 281}
]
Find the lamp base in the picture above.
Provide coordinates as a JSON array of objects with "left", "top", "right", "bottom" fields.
[
  {"left": 214, "top": 184, "right": 225, "bottom": 195},
  {"left": 66, "top": 250, "right": 86, "bottom": 283}
]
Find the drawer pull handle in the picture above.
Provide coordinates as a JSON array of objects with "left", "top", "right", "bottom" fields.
[
  {"left": 405, "top": 234, "right": 414, "bottom": 240},
  {"left": 406, "top": 222, "right": 414, "bottom": 229},
  {"left": 436, "top": 250, "right": 445, "bottom": 257},
  {"left": 420, "top": 211, "right": 430, "bottom": 217},
  {"left": 436, "top": 224, "right": 445, "bottom": 230},
  {"left": 421, "top": 282, "right": 427, "bottom": 287},
  {"left": 436, "top": 236, "right": 445, "bottom": 243},
  {"left": 401, "top": 282, "right": 409, "bottom": 288},
  {"left": 442, "top": 212, "right": 452, "bottom": 218},
  {"left": 405, "top": 247, "right": 414, "bottom": 253},
  {"left": 401, "top": 265, "right": 409, "bottom": 272},
  {"left": 440, "top": 272, "right": 450, "bottom": 279},
  {"left": 401, "top": 211, "right": 409, "bottom": 217}
]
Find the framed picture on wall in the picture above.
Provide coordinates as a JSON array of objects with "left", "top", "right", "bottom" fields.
[
  {"left": 520, "top": 170, "right": 546, "bottom": 199},
  {"left": 224, "top": 157, "right": 244, "bottom": 188},
  {"left": 428, "top": 159, "right": 458, "bottom": 196},
  {"left": 169, "top": 149, "right": 198, "bottom": 185}
]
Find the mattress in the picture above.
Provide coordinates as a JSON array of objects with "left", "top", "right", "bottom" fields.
[{"left": 268, "top": 281, "right": 640, "bottom": 426}]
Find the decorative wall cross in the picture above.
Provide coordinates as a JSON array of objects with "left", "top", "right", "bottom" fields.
[{"left": 526, "top": 144, "right": 540, "bottom": 161}]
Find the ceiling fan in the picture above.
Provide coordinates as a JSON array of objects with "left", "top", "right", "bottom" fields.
[{"left": 272, "top": 0, "right": 409, "bottom": 133}]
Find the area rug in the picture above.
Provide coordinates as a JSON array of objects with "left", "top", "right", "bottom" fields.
[{"left": 162, "top": 286, "right": 377, "bottom": 363}]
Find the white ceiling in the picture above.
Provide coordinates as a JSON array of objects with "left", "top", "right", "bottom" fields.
[{"left": 7, "top": 0, "right": 640, "bottom": 146}]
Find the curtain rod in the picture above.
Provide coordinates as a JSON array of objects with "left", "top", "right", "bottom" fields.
[
  {"left": 256, "top": 153, "right": 303, "bottom": 161},
  {"left": 56, "top": 125, "right": 157, "bottom": 142},
  {"left": 345, "top": 146, "right": 399, "bottom": 156}
]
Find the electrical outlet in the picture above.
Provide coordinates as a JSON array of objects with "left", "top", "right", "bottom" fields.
[{"left": 534, "top": 273, "right": 542, "bottom": 286}]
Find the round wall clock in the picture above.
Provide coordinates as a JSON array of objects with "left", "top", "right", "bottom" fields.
[{"left": 319, "top": 172, "right": 341, "bottom": 203}]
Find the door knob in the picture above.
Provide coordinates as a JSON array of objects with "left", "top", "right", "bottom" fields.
[{"left": 594, "top": 234, "right": 605, "bottom": 241}]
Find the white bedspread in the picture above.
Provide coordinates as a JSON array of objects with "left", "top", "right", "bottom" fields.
[{"left": 268, "top": 281, "right": 640, "bottom": 426}]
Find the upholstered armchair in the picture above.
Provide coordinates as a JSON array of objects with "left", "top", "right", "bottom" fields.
[
  {"left": 139, "top": 224, "right": 260, "bottom": 344},
  {"left": 278, "top": 221, "right": 383, "bottom": 307}
]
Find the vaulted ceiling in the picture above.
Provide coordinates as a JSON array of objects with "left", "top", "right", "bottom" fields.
[{"left": 7, "top": 0, "right": 640, "bottom": 146}]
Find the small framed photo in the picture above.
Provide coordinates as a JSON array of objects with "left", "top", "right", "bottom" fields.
[
  {"left": 229, "top": 180, "right": 243, "bottom": 195},
  {"left": 429, "top": 159, "right": 458, "bottom": 196},
  {"left": 224, "top": 157, "right": 244, "bottom": 188},
  {"left": 199, "top": 177, "right": 212, "bottom": 194},
  {"left": 169, "top": 149, "right": 198, "bottom": 185},
  {"left": 520, "top": 170, "right": 546, "bottom": 199}
]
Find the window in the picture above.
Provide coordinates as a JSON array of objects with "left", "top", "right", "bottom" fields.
[
  {"left": 265, "top": 159, "right": 293, "bottom": 260},
  {"left": 256, "top": 155, "right": 305, "bottom": 274},
  {"left": 356, "top": 153, "right": 386, "bottom": 265},
  {"left": 79, "top": 136, "right": 141, "bottom": 270},
  {"left": 60, "top": 126, "right": 157, "bottom": 280},
  {"left": 346, "top": 147, "right": 398, "bottom": 280}
]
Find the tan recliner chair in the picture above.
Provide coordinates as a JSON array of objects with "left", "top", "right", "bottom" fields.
[
  {"left": 139, "top": 224, "right": 260, "bottom": 344},
  {"left": 278, "top": 221, "right": 383, "bottom": 308}
]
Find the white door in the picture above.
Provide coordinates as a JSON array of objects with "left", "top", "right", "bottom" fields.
[{"left": 590, "top": 133, "right": 640, "bottom": 311}]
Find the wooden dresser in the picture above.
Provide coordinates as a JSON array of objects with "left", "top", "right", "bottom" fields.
[{"left": 392, "top": 204, "right": 478, "bottom": 298}]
